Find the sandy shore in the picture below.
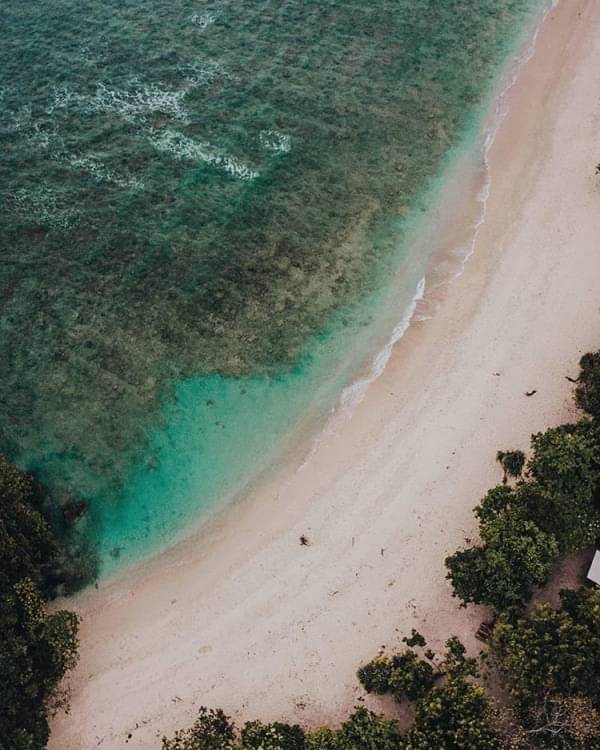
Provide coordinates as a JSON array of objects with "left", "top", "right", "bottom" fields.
[{"left": 50, "top": 2, "right": 600, "bottom": 747}]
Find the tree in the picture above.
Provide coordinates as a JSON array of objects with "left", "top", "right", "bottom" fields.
[
  {"left": 404, "top": 678, "right": 499, "bottom": 750},
  {"left": 446, "top": 510, "right": 558, "bottom": 611},
  {"left": 528, "top": 422, "right": 600, "bottom": 503},
  {"left": 474, "top": 485, "right": 516, "bottom": 526},
  {"left": 493, "top": 695, "right": 600, "bottom": 750},
  {"left": 305, "top": 728, "right": 339, "bottom": 750},
  {"left": 513, "top": 480, "right": 600, "bottom": 555},
  {"left": 576, "top": 351, "right": 600, "bottom": 420},
  {"left": 162, "top": 708, "right": 236, "bottom": 750},
  {"left": 0, "top": 579, "right": 79, "bottom": 750},
  {"left": 357, "top": 658, "right": 393, "bottom": 695},
  {"left": 490, "top": 588, "right": 600, "bottom": 709},
  {"left": 335, "top": 707, "right": 403, "bottom": 750},
  {"left": 496, "top": 450, "right": 526, "bottom": 483},
  {"left": 523, "top": 694, "right": 600, "bottom": 749},
  {"left": 241, "top": 721, "right": 305, "bottom": 750},
  {"left": 439, "top": 637, "right": 478, "bottom": 681},
  {"left": 0, "top": 456, "right": 61, "bottom": 596},
  {"left": 388, "top": 651, "right": 436, "bottom": 702},
  {"left": 0, "top": 456, "right": 81, "bottom": 750}
]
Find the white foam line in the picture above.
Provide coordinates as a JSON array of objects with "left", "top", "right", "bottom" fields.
[
  {"left": 148, "top": 129, "right": 259, "bottom": 180},
  {"left": 302, "top": 0, "right": 560, "bottom": 445},
  {"left": 260, "top": 129, "right": 291, "bottom": 154},
  {"left": 339, "top": 277, "right": 426, "bottom": 412},
  {"left": 296, "top": 276, "right": 426, "bottom": 472},
  {"left": 429, "top": 0, "right": 560, "bottom": 292},
  {"left": 67, "top": 154, "right": 145, "bottom": 189}
]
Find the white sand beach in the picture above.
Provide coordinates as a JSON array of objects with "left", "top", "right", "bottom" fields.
[{"left": 50, "top": 1, "right": 600, "bottom": 747}]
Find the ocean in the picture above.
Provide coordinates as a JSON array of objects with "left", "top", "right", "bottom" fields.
[{"left": 0, "top": 0, "right": 544, "bottom": 573}]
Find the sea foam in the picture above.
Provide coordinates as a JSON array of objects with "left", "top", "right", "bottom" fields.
[
  {"left": 339, "top": 277, "right": 426, "bottom": 411},
  {"left": 259, "top": 129, "right": 291, "bottom": 154},
  {"left": 67, "top": 154, "right": 145, "bottom": 190},
  {"left": 5, "top": 186, "right": 78, "bottom": 229},
  {"left": 48, "top": 80, "right": 190, "bottom": 123},
  {"left": 190, "top": 12, "right": 216, "bottom": 31},
  {"left": 148, "top": 129, "right": 259, "bottom": 180}
]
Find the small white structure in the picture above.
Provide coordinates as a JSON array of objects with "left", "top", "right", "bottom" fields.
[{"left": 587, "top": 550, "right": 600, "bottom": 585}]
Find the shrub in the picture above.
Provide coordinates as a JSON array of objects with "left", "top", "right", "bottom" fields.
[
  {"left": 496, "top": 450, "right": 526, "bottom": 482},
  {"left": 241, "top": 721, "right": 305, "bottom": 750},
  {"left": 335, "top": 708, "right": 403, "bottom": 750},
  {"left": 162, "top": 708, "right": 236, "bottom": 750},
  {"left": 576, "top": 351, "right": 600, "bottom": 420},
  {"left": 0, "top": 579, "right": 79, "bottom": 750},
  {"left": 388, "top": 652, "right": 436, "bottom": 702},
  {"left": 490, "top": 588, "right": 600, "bottom": 709},
  {"left": 404, "top": 678, "right": 499, "bottom": 750},
  {"left": 357, "top": 658, "right": 393, "bottom": 695},
  {"left": 359, "top": 650, "right": 436, "bottom": 703},
  {"left": 0, "top": 456, "right": 81, "bottom": 749},
  {"left": 446, "top": 510, "right": 558, "bottom": 611}
]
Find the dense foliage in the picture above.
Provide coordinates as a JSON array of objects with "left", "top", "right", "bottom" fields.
[
  {"left": 575, "top": 352, "right": 600, "bottom": 420},
  {"left": 357, "top": 650, "right": 436, "bottom": 702},
  {"left": 0, "top": 456, "right": 81, "bottom": 750},
  {"left": 491, "top": 587, "right": 600, "bottom": 709},
  {"left": 404, "top": 678, "right": 499, "bottom": 750}
]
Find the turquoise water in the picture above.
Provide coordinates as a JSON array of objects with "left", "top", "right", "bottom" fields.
[{"left": 0, "top": 0, "right": 543, "bottom": 574}]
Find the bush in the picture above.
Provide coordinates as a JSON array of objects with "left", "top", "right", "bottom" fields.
[
  {"left": 576, "top": 351, "right": 600, "bottom": 419},
  {"left": 304, "top": 727, "right": 338, "bottom": 750},
  {"left": 357, "top": 658, "right": 393, "bottom": 695},
  {"left": 446, "top": 510, "right": 558, "bottom": 611},
  {"left": 359, "top": 649, "right": 436, "bottom": 703},
  {"left": 405, "top": 678, "right": 499, "bottom": 750},
  {"left": 496, "top": 450, "right": 526, "bottom": 482},
  {"left": 0, "top": 456, "right": 81, "bottom": 750},
  {"left": 241, "top": 721, "right": 305, "bottom": 750},
  {"left": 388, "top": 652, "right": 436, "bottom": 702},
  {"left": 490, "top": 588, "right": 600, "bottom": 709},
  {"left": 0, "top": 579, "right": 79, "bottom": 750},
  {"left": 528, "top": 422, "right": 600, "bottom": 503},
  {"left": 335, "top": 708, "right": 403, "bottom": 750}
]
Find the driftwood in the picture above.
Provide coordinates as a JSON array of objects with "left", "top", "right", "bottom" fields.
[
  {"left": 565, "top": 375, "right": 579, "bottom": 383},
  {"left": 525, "top": 389, "right": 537, "bottom": 397}
]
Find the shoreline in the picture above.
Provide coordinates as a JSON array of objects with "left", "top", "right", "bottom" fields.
[
  {"left": 76, "top": 0, "right": 547, "bottom": 578},
  {"left": 50, "top": 1, "right": 600, "bottom": 747}
]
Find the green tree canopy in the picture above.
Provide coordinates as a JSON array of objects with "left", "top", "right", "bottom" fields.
[
  {"left": 0, "top": 580, "right": 79, "bottom": 750},
  {"left": 404, "top": 678, "right": 499, "bottom": 750},
  {"left": 241, "top": 721, "right": 305, "bottom": 750},
  {"left": 0, "top": 456, "right": 81, "bottom": 750},
  {"left": 161, "top": 708, "right": 237, "bottom": 750},
  {"left": 446, "top": 509, "right": 558, "bottom": 611},
  {"left": 576, "top": 351, "right": 600, "bottom": 420},
  {"left": 496, "top": 450, "right": 526, "bottom": 483},
  {"left": 528, "top": 422, "right": 600, "bottom": 504},
  {"left": 335, "top": 708, "right": 403, "bottom": 750},
  {"left": 490, "top": 587, "right": 600, "bottom": 710}
]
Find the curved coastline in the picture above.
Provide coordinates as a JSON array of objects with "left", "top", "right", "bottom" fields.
[{"left": 49, "top": 0, "right": 600, "bottom": 748}]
